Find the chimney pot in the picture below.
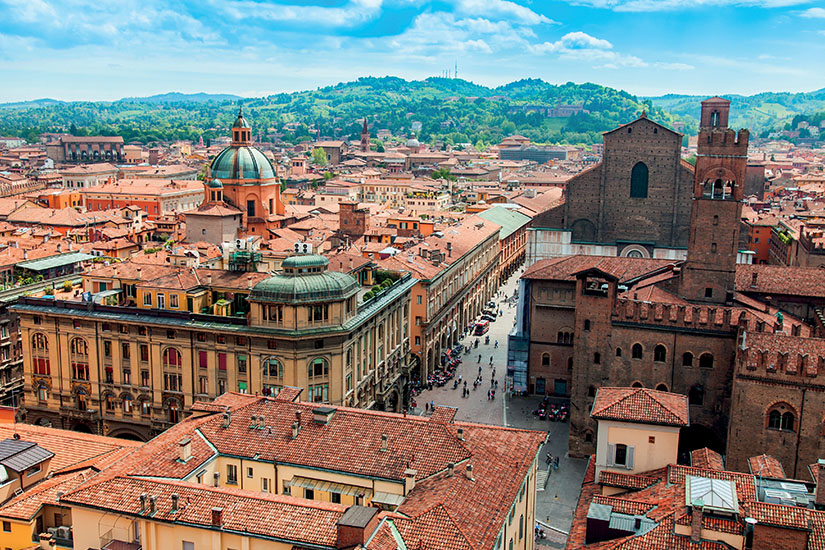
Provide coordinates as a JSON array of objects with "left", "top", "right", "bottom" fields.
[
  {"left": 139, "top": 493, "right": 147, "bottom": 513},
  {"left": 171, "top": 493, "right": 179, "bottom": 512},
  {"left": 222, "top": 411, "right": 231, "bottom": 428},
  {"left": 465, "top": 463, "right": 474, "bottom": 481},
  {"left": 457, "top": 428, "right": 464, "bottom": 441},
  {"left": 381, "top": 433, "right": 388, "bottom": 452},
  {"left": 447, "top": 463, "right": 455, "bottom": 477},
  {"left": 250, "top": 415, "right": 258, "bottom": 429},
  {"left": 292, "top": 421, "right": 301, "bottom": 439},
  {"left": 690, "top": 503, "right": 703, "bottom": 543},
  {"left": 213, "top": 472, "right": 220, "bottom": 487},
  {"left": 258, "top": 414, "right": 265, "bottom": 428},
  {"left": 149, "top": 495, "right": 157, "bottom": 514},
  {"left": 178, "top": 438, "right": 192, "bottom": 462}
]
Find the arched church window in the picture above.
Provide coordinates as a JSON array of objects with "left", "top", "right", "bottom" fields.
[{"left": 630, "top": 162, "right": 648, "bottom": 198}]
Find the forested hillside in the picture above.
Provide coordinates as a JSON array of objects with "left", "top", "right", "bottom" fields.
[{"left": 0, "top": 77, "right": 687, "bottom": 147}]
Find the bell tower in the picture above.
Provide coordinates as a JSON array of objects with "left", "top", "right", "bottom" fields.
[
  {"left": 360, "top": 117, "right": 370, "bottom": 153},
  {"left": 679, "top": 97, "right": 749, "bottom": 304}
]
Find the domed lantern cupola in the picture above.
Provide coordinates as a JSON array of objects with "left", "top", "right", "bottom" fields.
[{"left": 232, "top": 105, "right": 252, "bottom": 146}]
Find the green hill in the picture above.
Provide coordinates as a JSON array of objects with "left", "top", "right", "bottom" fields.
[
  {"left": 648, "top": 89, "right": 825, "bottom": 132},
  {"left": 0, "top": 77, "right": 688, "bottom": 146}
]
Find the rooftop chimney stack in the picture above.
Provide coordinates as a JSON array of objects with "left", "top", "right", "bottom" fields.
[
  {"left": 457, "top": 428, "right": 464, "bottom": 441},
  {"left": 211, "top": 507, "right": 223, "bottom": 527},
  {"left": 222, "top": 411, "right": 231, "bottom": 428},
  {"left": 171, "top": 493, "right": 179, "bottom": 512},
  {"left": 404, "top": 468, "right": 418, "bottom": 495},
  {"left": 465, "top": 463, "right": 474, "bottom": 481},
  {"left": 690, "top": 502, "right": 704, "bottom": 543},
  {"left": 258, "top": 414, "right": 265, "bottom": 429},
  {"left": 213, "top": 472, "right": 220, "bottom": 487},
  {"left": 816, "top": 460, "right": 825, "bottom": 507},
  {"left": 250, "top": 415, "right": 258, "bottom": 429},
  {"left": 149, "top": 495, "right": 157, "bottom": 514},
  {"left": 381, "top": 434, "right": 388, "bottom": 452},
  {"left": 292, "top": 421, "right": 301, "bottom": 439},
  {"left": 139, "top": 493, "right": 147, "bottom": 514},
  {"left": 178, "top": 438, "right": 192, "bottom": 462},
  {"left": 447, "top": 463, "right": 455, "bottom": 477}
]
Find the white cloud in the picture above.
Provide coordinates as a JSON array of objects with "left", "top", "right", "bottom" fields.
[
  {"left": 529, "top": 32, "right": 694, "bottom": 70},
  {"left": 218, "top": 0, "right": 384, "bottom": 27},
  {"left": 801, "top": 7, "right": 825, "bottom": 17},
  {"left": 565, "top": 0, "right": 810, "bottom": 11},
  {"left": 454, "top": 0, "right": 556, "bottom": 25}
]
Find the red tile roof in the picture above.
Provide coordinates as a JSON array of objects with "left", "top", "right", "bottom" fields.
[
  {"left": 690, "top": 448, "right": 724, "bottom": 471},
  {"left": 0, "top": 468, "right": 94, "bottom": 520},
  {"left": 591, "top": 387, "right": 689, "bottom": 427},
  {"left": 524, "top": 256, "right": 674, "bottom": 284},
  {"left": 598, "top": 471, "right": 660, "bottom": 490},
  {"left": 748, "top": 454, "right": 786, "bottom": 479}
]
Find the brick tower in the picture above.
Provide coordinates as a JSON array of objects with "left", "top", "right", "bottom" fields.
[
  {"left": 360, "top": 117, "right": 370, "bottom": 153},
  {"left": 679, "top": 97, "right": 749, "bottom": 304}
]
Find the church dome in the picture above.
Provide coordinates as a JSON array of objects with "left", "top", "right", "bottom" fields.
[
  {"left": 207, "top": 178, "right": 223, "bottom": 188},
  {"left": 210, "top": 146, "right": 276, "bottom": 181},
  {"left": 250, "top": 255, "right": 358, "bottom": 304},
  {"left": 406, "top": 137, "right": 420, "bottom": 148},
  {"left": 233, "top": 106, "right": 251, "bottom": 129}
]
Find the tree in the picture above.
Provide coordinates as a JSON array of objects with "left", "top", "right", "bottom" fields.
[
  {"left": 311, "top": 147, "right": 328, "bottom": 166},
  {"left": 431, "top": 167, "right": 456, "bottom": 181}
]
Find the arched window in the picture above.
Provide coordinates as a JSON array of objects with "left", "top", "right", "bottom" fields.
[
  {"left": 567, "top": 357, "right": 573, "bottom": 371},
  {"left": 632, "top": 344, "right": 643, "bottom": 359},
  {"left": 768, "top": 410, "right": 781, "bottom": 429},
  {"left": 104, "top": 392, "right": 115, "bottom": 412},
  {"left": 37, "top": 384, "right": 48, "bottom": 401},
  {"left": 70, "top": 338, "right": 89, "bottom": 380},
  {"left": 583, "top": 320, "right": 591, "bottom": 331},
  {"left": 584, "top": 431, "right": 594, "bottom": 443},
  {"left": 682, "top": 352, "right": 694, "bottom": 367},
  {"left": 588, "top": 385, "right": 596, "bottom": 397},
  {"left": 699, "top": 353, "right": 714, "bottom": 369},
  {"left": 688, "top": 385, "right": 704, "bottom": 405},
  {"left": 630, "top": 162, "right": 649, "bottom": 198},
  {"left": 162, "top": 348, "right": 182, "bottom": 392},
  {"left": 122, "top": 394, "right": 133, "bottom": 414},
  {"left": 541, "top": 353, "right": 550, "bottom": 366},
  {"left": 656, "top": 384, "right": 668, "bottom": 392},
  {"left": 632, "top": 381, "right": 643, "bottom": 388},
  {"left": 308, "top": 357, "right": 329, "bottom": 379},
  {"left": 32, "top": 333, "right": 50, "bottom": 375},
  {"left": 767, "top": 405, "right": 796, "bottom": 431},
  {"left": 168, "top": 399, "right": 180, "bottom": 423},
  {"left": 782, "top": 412, "right": 795, "bottom": 431},
  {"left": 654, "top": 345, "right": 666, "bottom": 362},
  {"left": 262, "top": 357, "right": 283, "bottom": 396},
  {"left": 616, "top": 347, "right": 622, "bottom": 357},
  {"left": 76, "top": 388, "right": 88, "bottom": 411}
]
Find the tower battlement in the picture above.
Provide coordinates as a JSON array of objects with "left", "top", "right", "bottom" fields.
[
  {"left": 698, "top": 128, "right": 749, "bottom": 153},
  {"left": 611, "top": 298, "right": 744, "bottom": 333}
]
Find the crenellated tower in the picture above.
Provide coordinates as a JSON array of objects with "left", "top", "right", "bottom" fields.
[{"left": 679, "top": 97, "right": 749, "bottom": 304}]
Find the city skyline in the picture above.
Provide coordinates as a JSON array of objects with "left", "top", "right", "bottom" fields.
[{"left": 0, "top": 0, "right": 824, "bottom": 103}]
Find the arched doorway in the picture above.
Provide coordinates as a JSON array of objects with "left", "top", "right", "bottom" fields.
[
  {"left": 71, "top": 422, "right": 93, "bottom": 434},
  {"left": 678, "top": 424, "right": 725, "bottom": 464}
]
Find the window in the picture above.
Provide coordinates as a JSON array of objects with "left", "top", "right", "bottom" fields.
[
  {"left": 167, "top": 329, "right": 176, "bottom": 339},
  {"left": 183, "top": 542, "right": 194, "bottom": 550},
  {"left": 656, "top": 384, "right": 668, "bottom": 392},
  {"left": 585, "top": 431, "right": 593, "bottom": 443},
  {"left": 308, "top": 357, "right": 329, "bottom": 379},
  {"left": 138, "top": 326, "right": 147, "bottom": 336},
  {"left": 688, "top": 385, "right": 704, "bottom": 406},
  {"left": 699, "top": 353, "right": 714, "bottom": 369},
  {"left": 238, "top": 354, "right": 247, "bottom": 374},
  {"left": 630, "top": 162, "right": 649, "bottom": 198},
  {"left": 70, "top": 338, "right": 89, "bottom": 380},
  {"left": 593, "top": 352, "right": 600, "bottom": 364},
  {"left": 141, "top": 370, "right": 150, "bottom": 387},
  {"left": 631, "top": 344, "right": 643, "bottom": 359},
  {"left": 262, "top": 357, "right": 283, "bottom": 396},
  {"left": 262, "top": 478, "right": 270, "bottom": 493},
  {"left": 32, "top": 333, "right": 49, "bottom": 375},
  {"left": 123, "top": 395, "right": 133, "bottom": 413},
  {"left": 217, "top": 335, "right": 226, "bottom": 344},
  {"left": 654, "top": 345, "right": 666, "bottom": 362},
  {"left": 140, "top": 344, "right": 149, "bottom": 362},
  {"left": 682, "top": 352, "right": 694, "bottom": 367},
  {"left": 588, "top": 385, "right": 596, "bottom": 397},
  {"left": 38, "top": 384, "right": 48, "bottom": 401},
  {"left": 170, "top": 294, "right": 179, "bottom": 308},
  {"left": 415, "top": 336, "right": 421, "bottom": 346},
  {"left": 519, "top": 515, "right": 524, "bottom": 540},
  {"left": 218, "top": 353, "right": 227, "bottom": 371},
  {"left": 104, "top": 340, "right": 112, "bottom": 358},
  {"left": 168, "top": 400, "right": 180, "bottom": 423},
  {"left": 2, "top": 521, "right": 9, "bottom": 532},
  {"left": 247, "top": 467, "right": 254, "bottom": 478},
  {"left": 768, "top": 408, "right": 795, "bottom": 431},
  {"left": 143, "top": 293, "right": 152, "bottom": 307},
  {"left": 705, "top": 287, "right": 713, "bottom": 299},
  {"left": 197, "top": 333, "right": 207, "bottom": 342},
  {"left": 614, "top": 444, "right": 628, "bottom": 466},
  {"left": 310, "top": 383, "right": 329, "bottom": 403},
  {"left": 199, "top": 351, "right": 208, "bottom": 369},
  {"left": 583, "top": 319, "right": 591, "bottom": 331},
  {"left": 541, "top": 353, "right": 550, "bottom": 366},
  {"left": 163, "top": 348, "right": 183, "bottom": 392},
  {"left": 616, "top": 347, "right": 622, "bottom": 357},
  {"left": 304, "top": 488, "right": 314, "bottom": 500},
  {"left": 236, "top": 336, "right": 247, "bottom": 346},
  {"left": 416, "top": 295, "right": 422, "bottom": 304},
  {"left": 122, "top": 342, "right": 131, "bottom": 360},
  {"left": 308, "top": 304, "right": 329, "bottom": 323},
  {"left": 227, "top": 464, "right": 238, "bottom": 484},
  {"left": 331, "top": 492, "right": 341, "bottom": 504}
]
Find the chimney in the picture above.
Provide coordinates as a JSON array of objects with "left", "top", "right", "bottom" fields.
[
  {"left": 313, "top": 406, "right": 336, "bottom": 424},
  {"left": 349, "top": 257, "right": 353, "bottom": 270},
  {"left": 38, "top": 533, "right": 53, "bottom": 550},
  {"left": 292, "top": 421, "right": 301, "bottom": 439},
  {"left": 137, "top": 267, "right": 142, "bottom": 280},
  {"left": 816, "top": 460, "right": 825, "bottom": 507},
  {"left": 465, "top": 463, "right": 474, "bottom": 481},
  {"left": 258, "top": 414, "right": 265, "bottom": 429},
  {"left": 690, "top": 502, "right": 703, "bottom": 543},
  {"left": 207, "top": 273, "right": 212, "bottom": 285},
  {"left": 447, "top": 242, "right": 452, "bottom": 257},
  {"left": 250, "top": 415, "right": 258, "bottom": 429},
  {"left": 213, "top": 472, "right": 220, "bottom": 487},
  {"left": 57, "top": 243, "right": 62, "bottom": 253},
  {"left": 171, "top": 493, "right": 179, "bottom": 512},
  {"left": 211, "top": 507, "right": 223, "bottom": 527},
  {"left": 178, "top": 438, "right": 192, "bottom": 462},
  {"left": 336, "top": 506, "right": 380, "bottom": 549},
  {"left": 457, "top": 428, "right": 464, "bottom": 441},
  {"left": 139, "top": 493, "right": 147, "bottom": 513},
  {"left": 149, "top": 495, "right": 157, "bottom": 514},
  {"left": 221, "top": 410, "right": 231, "bottom": 428},
  {"left": 447, "top": 463, "right": 455, "bottom": 477},
  {"left": 380, "top": 434, "right": 388, "bottom": 452},
  {"left": 404, "top": 468, "right": 417, "bottom": 495},
  {"left": 23, "top": 250, "right": 28, "bottom": 260}
]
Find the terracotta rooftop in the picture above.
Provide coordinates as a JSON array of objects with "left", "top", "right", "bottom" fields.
[
  {"left": 748, "top": 454, "right": 787, "bottom": 479},
  {"left": 524, "top": 255, "right": 674, "bottom": 284},
  {"left": 591, "top": 387, "right": 690, "bottom": 427},
  {"left": 690, "top": 448, "right": 724, "bottom": 471}
]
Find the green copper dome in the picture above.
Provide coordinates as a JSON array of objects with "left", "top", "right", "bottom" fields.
[
  {"left": 210, "top": 146, "right": 276, "bottom": 181},
  {"left": 207, "top": 178, "right": 223, "bottom": 188},
  {"left": 250, "top": 255, "right": 358, "bottom": 304}
]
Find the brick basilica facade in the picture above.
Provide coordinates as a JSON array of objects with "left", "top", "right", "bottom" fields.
[{"left": 512, "top": 98, "right": 825, "bottom": 478}]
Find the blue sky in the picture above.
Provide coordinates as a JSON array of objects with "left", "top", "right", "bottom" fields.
[{"left": 0, "top": 0, "right": 823, "bottom": 102}]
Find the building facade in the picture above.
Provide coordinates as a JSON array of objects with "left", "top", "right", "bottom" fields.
[{"left": 14, "top": 255, "right": 414, "bottom": 440}]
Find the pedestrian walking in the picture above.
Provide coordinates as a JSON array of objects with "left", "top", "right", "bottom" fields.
[
  {"left": 489, "top": 356, "right": 494, "bottom": 366},
  {"left": 478, "top": 354, "right": 482, "bottom": 364},
  {"left": 425, "top": 402, "right": 429, "bottom": 412},
  {"left": 430, "top": 400, "right": 435, "bottom": 411},
  {"left": 495, "top": 380, "right": 499, "bottom": 388},
  {"left": 546, "top": 453, "right": 553, "bottom": 465},
  {"left": 553, "top": 456, "right": 559, "bottom": 470}
]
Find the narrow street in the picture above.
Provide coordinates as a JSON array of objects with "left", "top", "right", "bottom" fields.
[{"left": 413, "top": 266, "right": 587, "bottom": 548}]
